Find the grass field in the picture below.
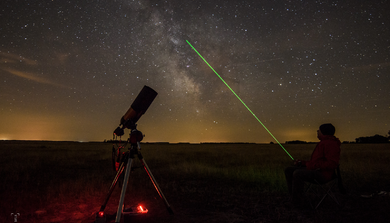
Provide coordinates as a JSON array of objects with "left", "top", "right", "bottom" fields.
[{"left": 0, "top": 141, "right": 389, "bottom": 222}]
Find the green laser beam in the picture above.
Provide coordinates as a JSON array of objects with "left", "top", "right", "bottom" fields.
[{"left": 186, "top": 40, "right": 294, "bottom": 160}]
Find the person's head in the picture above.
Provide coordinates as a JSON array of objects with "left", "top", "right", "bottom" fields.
[{"left": 317, "top": 123, "right": 335, "bottom": 139}]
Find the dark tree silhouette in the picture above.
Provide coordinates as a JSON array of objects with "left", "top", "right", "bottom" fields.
[
  {"left": 285, "top": 140, "right": 308, "bottom": 144},
  {"left": 355, "top": 134, "right": 389, "bottom": 143}
]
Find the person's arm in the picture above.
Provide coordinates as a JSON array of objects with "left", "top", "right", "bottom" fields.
[{"left": 306, "top": 141, "right": 339, "bottom": 170}]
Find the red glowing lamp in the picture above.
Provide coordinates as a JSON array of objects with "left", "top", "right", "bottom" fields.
[
  {"left": 122, "top": 205, "right": 148, "bottom": 215},
  {"left": 137, "top": 205, "right": 148, "bottom": 214},
  {"left": 98, "top": 211, "right": 104, "bottom": 218},
  {"left": 95, "top": 211, "right": 106, "bottom": 223}
]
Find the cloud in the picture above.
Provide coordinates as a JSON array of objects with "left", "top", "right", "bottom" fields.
[
  {"left": 1, "top": 52, "right": 70, "bottom": 88},
  {"left": 2, "top": 67, "right": 70, "bottom": 89},
  {"left": 0, "top": 52, "right": 38, "bottom": 65}
]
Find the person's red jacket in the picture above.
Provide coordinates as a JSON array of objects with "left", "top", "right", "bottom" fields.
[{"left": 302, "top": 135, "right": 341, "bottom": 181}]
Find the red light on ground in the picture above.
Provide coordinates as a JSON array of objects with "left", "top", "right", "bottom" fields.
[
  {"left": 137, "top": 205, "right": 148, "bottom": 214},
  {"left": 95, "top": 211, "right": 106, "bottom": 223},
  {"left": 123, "top": 205, "right": 148, "bottom": 215}
]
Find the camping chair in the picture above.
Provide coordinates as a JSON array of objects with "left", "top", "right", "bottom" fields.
[{"left": 305, "top": 165, "right": 346, "bottom": 209}]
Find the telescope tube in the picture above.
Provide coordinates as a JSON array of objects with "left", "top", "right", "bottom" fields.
[{"left": 121, "top": 86, "right": 158, "bottom": 127}]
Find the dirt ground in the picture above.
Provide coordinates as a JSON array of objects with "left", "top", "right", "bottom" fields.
[{"left": 24, "top": 178, "right": 390, "bottom": 223}]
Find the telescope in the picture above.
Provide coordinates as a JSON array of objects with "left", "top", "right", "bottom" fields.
[
  {"left": 114, "top": 85, "right": 158, "bottom": 136},
  {"left": 97, "top": 85, "right": 173, "bottom": 223}
]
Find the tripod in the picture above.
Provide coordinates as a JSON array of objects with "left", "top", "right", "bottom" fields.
[{"left": 98, "top": 127, "right": 174, "bottom": 223}]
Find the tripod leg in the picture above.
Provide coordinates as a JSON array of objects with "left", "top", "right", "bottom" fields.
[
  {"left": 140, "top": 157, "right": 174, "bottom": 215},
  {"left": 99, "top": 160, "right": 126, "bottom": 212},
  {"left": 115, "top": 156, "right": 134, "bottom": 223}
]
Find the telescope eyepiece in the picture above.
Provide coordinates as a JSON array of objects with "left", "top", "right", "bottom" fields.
[{"left": 114, "top": 127, "right": 124, "bottom": 137}]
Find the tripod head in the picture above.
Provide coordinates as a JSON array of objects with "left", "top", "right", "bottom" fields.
[
  {"left": 129, "top": 127, "right": 144, "bottom": 144},
  {"left": 114, "top": 123, "right": 143, "bottom": 143}
]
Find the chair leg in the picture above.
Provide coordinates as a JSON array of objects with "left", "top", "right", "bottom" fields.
[
  {"left": 315, "top": 184, "right": 330, "bottom": 209},
  {"left": 326, "top": 186, "right": 340, "bottom": 206},
  {"left": 309, "top": 180, "right": 340, "bottom": 209}
]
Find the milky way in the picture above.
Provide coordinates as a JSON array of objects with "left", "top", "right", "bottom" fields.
[{"left": 1, "top": 0, "right": 389, "bottom": 143}]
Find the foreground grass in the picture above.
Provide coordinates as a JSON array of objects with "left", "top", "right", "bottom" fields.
[
  {"left": 0, "top": 141, "right": 389, "bottom": 222},
  {"left": 142, "top": 143, "right": 294, "bottom": 192}
]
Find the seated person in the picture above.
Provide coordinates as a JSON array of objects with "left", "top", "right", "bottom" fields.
[{"left": 284, "top": 123, "right": 341, "bottom": 206}]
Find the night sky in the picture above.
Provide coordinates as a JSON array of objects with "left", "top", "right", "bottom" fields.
[{"left": 1, "top": 0, "right": 389, "bottom": 143}]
